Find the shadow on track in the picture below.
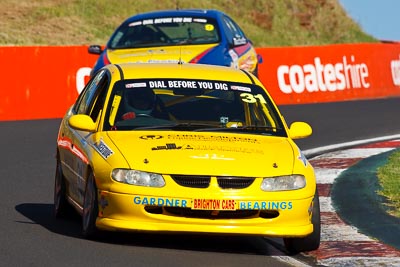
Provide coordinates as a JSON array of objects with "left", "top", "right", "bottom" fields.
[{"left": 15, "top": 203, "right": 288, "bottom": 256}]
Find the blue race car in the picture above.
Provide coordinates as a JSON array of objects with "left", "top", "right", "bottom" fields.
[{"left": 88, "top": 9, "right": 262, "bottom": 76}]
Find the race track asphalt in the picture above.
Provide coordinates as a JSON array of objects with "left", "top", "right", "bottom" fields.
[{"left": 279, "top": 97, "right": 400, "bottom": 151}]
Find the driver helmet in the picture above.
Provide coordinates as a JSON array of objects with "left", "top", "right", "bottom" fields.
[{"left": 124, "top": 88, "right": 157, "bottom": 115}]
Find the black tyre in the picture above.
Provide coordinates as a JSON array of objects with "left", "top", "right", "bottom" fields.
[
  {"left": 252, "top": 64, "right": 259, "bottom": 78},
  {"left": 54, "top": 156, "right": 70, "bottom": 218},
  {"left": 82, "top": 172, "right": 99, "bottom": 238},
  {"left": 283, "top": 190, "right": 321, "bottom": 254}
]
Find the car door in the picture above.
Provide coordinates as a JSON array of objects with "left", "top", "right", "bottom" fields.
[{"left": 61, "top": 69, "right": 110, "bottom": 206}]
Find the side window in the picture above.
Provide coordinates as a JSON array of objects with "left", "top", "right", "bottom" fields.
[
  {"left": 89, "top": 76, "right": 109, "bottom": 121},
  {"left": 74, "top": 70, "right": 107, "bottom": 115},
  {"left": 222, "top": 16, "right": 247, "bottom": 46}
]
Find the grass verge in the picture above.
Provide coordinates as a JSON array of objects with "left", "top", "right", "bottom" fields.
[
  {"left": 377, "top": 149, "right": 400, "bottom": 218},
  {"left": 0, "top": 0, "right": 377, "bottom": 46}
]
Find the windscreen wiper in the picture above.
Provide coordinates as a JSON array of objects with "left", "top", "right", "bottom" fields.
[
  {"left": 193, "top": 125, "right": 280, "bottom": 133},
  {"left": 133, "top": 122, "right": 218, "bottom": 130}
]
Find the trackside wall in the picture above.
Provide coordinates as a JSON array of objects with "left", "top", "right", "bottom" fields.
[
  {"left": 1, "top": 43, "right": 400, "bottom": 121},
  {"left": 257, "top": 43, "right": 400, "bottom": 104}
]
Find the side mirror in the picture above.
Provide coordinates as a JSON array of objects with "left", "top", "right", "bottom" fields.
[
  {"left": 257, "top": 54, "right": 263, "bottom": 64},
  {"left": 288, "top": 121, "right": 312, "bottom": 140},
  {"left": 69, "top": 114, "right": 96, "bottom": 132},
  {"left": 88, "top": 45, "right": 102, "bottom": 55}
]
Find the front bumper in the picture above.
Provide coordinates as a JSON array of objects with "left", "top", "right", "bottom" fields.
[{"left": 96, "top": 190, "right": 315, "bottom": 237}]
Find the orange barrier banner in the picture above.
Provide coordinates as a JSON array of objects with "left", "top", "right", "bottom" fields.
[
  {"left": 1, "top": 43, "right": 400, "bottom": 121},
  {"left": 0, "top": 46, "right": 97, "bottom": 121}
]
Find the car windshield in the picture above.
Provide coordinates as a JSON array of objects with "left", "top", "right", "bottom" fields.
[
  {"left": 103, "top": 78, "right": 287, "bottom": 137},
  {"left": 108, "top": 16, "right": 220, "bottom": 49}
]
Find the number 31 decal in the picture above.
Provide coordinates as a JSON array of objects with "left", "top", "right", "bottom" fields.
[{"left": 240, "top": 93, "right": 267, "bottom": 104}]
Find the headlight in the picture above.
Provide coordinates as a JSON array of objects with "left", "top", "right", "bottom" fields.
[
  {"left": 112, "top": 169, "right": 165, "bottom": 187},
  {"left": 261, "top": 175, "right": 306, "bottom": 191}
]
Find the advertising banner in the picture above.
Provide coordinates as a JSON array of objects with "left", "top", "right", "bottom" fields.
[{"left": 256, "top": 43, "right": 400, "bottom": 104}]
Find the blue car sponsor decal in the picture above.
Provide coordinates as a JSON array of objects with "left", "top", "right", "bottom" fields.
[
  {"left": 238, "top": 201, "right": 293, "bottom": 210},
  {"left": 133, "top": 196, "right": 188, "bottom": 208},
  {"left": 298, "top": 148, "right": 308, "bottom": 167},
  {"left": 93, "top": 138, "right": 114, "bottom": 159}
]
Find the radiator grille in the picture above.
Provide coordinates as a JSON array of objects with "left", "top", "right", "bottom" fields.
[
  {"left": 217, "top": 177, "right": 255, "bottom": 189},
  {"left": 171, "top": 175, "right": 211, "bottom": 188},
  {"left": 170, "top": 175, "right": 255, "bottom": 189}
]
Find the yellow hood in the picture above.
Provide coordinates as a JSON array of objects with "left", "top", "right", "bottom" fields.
[
  {"left": 106, "top": 131, "right": 296, "bottom": 177},
  {"left": 106, "top": 44, "right": 217, "bottom": 64}
]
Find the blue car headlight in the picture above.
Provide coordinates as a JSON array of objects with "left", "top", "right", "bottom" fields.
[
  {"left": 261, "top": 175, "right": 306, "bottom": 191},
  {"left": 112, "top": 169, "right": 165, "bottom": 187}
]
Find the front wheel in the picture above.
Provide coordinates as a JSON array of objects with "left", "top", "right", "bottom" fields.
[
  {"left": 82, "top": 172, "right": 99, "bottom": 238},
  {"left": 283, "top": 190, "right": 321, "bottom": 254}
]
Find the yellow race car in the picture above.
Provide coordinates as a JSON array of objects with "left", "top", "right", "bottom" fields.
[{"left": 54, "top": 63, "right": 320, "bottom": 253}]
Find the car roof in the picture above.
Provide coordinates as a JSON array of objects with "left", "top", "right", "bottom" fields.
[
  {"left": 123, "top": 9, "right": 225, "bottom": 23},
  {"left": 107, "top": 63, "right": 257, "bottom": 84}
]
